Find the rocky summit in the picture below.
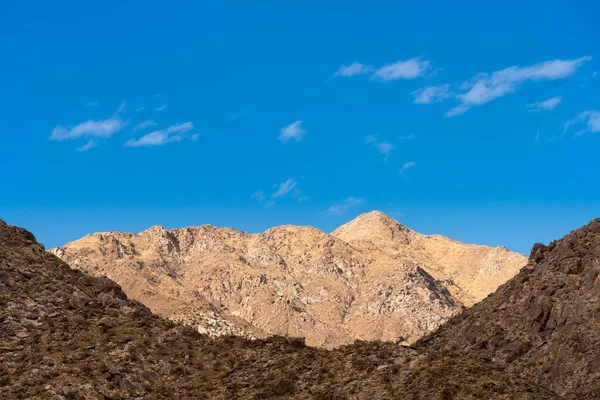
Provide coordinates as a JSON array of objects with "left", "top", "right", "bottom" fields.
[
  {"left": 0, "top": 219, "right": 559, "bottom": 399},
  {"left": 49, "top": 211, "right": 526, "bottom": 348}
]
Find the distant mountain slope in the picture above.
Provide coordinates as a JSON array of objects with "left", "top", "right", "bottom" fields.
[
  {"left": 331, "top": 211, "right": 525, "bottom": 306},
  {"left": 50, "top": 211, "right": 526, "bottom": 348},
  {"left": 0, "top": 219, "right": 559, "bottom": 399},
  {"left": 419, "top": 218, "right": 600, "bottom": 398}
]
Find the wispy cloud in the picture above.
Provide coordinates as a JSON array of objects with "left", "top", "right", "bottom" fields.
[
  {"left": 134, "top": 120, "right": 157, "bottom": 132},
  {"left": 526, "top": 96, "right": 562, "bottom": 112},
  {"left": 190, "top": 133, "right": 199, "bottom": 141},
  {"left": 444, "top": 105, "right": 470, "bottom": 117},
  {"left": 365, "top": 135, "right": 394, "bottom": 160},
  {"left": 398, "top": 134, "right": 416, "bottom": 140},
  {"left": 413, "top": 57, "right": 590, "bottom": 116},
  {"left": 135, "top": 106, "right": 145, "bottom": 112},
  {"left": 51, "top": 117, "right": 126, "bottom": 141},
  {"left": 230, "top": 112, "right": 242, "bottom": 120},
  {"left": 254, "top": 178, "right": 308, "bottom": 207},
  {"left": 251, "top": 191, "right": 266, "bottom": 202},
  {"left": 412, "top": 84, "right": 451, "bottom": 104},
  {"left": 154, "top": 104, "right": 167, "bottom": 112},
  {"left": 278, "top": 121, "right": 307, "bottom": 142},
  {"left": 116, "top": 100, "right": 126, "bottom": 114},
  {"left": 372, "top": 58, "right": 430, "bottom": 81},
  {"left": 76, "top": 139, "right": 98, "bottom": 152},
  {"left": 124, "top": 122, "right": 194, "bottom": 147},
  {"left": 335, "top": 57, "right": 431, "bottom": 81},
  {"left": 334, "top": 62, "right": 373, "bottom": 77},
  {"left": 291, "top": 188, "right": 309, "bottom": 202},
  {"left": 377, "top": 142, "right": 394, "bottom": 157},
  {"left": 272, "top": 178, "right": 298, "bottom": 198},
  {"left": 85, "top": 101, "right": 98, "bottom": 108},
  {"left": 399, "top": 161, "right": 416, "bottom": 174},
  {"left": 564, "top": 110, "right": 600, "bottom": 137},
  {"left": 328, "top": 196, "right": 364, "bottom": 215}
]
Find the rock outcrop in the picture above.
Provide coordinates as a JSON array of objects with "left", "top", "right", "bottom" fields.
[
  {"left": 0, "top": 219, "right": 558, "bottom": 399},
  {"left": 49, "top": 211, "right": 526, "bottom": 348}
]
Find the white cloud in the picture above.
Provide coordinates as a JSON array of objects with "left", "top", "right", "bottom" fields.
[
  {"left": 593, "top": 71, "right": 598, "bottom": 78},
  {"left": 85, "top": 101, "right": 98, "bottom": 108},
  {"left": 134, "top": 120, "right": 157, "bottom": 131},
  {"left": 255, "top": 178, "right": 307, "bottom": 207},
  {"left": 377, "top": 142, "right": 394, "bottom": 157},
  {"left": 398, "top": 134, "right": 416, "bottom": 140},
  {"left": 124, "top": 122, "right": 194, "bottom": 147},
  {"left": 412, "top": 57, "right": 590, "bottom": 116},
  {"left": 564, "top": 110, "right": 600, "bottom": 136},
  {"left": 412, "top": 84, "right": 451, "bottom": 104},
  {"left": 454, "top": 57, "right": 589, "bottom": 115},
  {"left": 266, "top": 178, "right": 308, "bottom": 203},
  {"left": 399, "top": 161, "right": 416, "bottom": 174},
  {"left": 135, "top": 106, "right": 145, "bottom": 112},
  {"left": 328, "top": 196, "right": 364, "bottom": 215},
  {"left": 444, "top": 104, "right": 471, "bottom": 117},
  {"left": 272, "top": 178, "right": 298, "bottom": 198},
  {"left": 334, "top": 62, "right": 373, "bottom": 77},
  {"left": 278, "top": 121, "right": 307, "bottom": 142},
  {"left": 372, "top": 58, "right": 430, "bottom": 81},
  {"left": 154, "top": 104, "right": 167, "bottom": 112},
  {"left": 76, "top": 139, "right": 98, "bottom": 152},
  {"left": 190, "top": 133, "right": 199, "bottom": 141},
  {"left": 365, "top": 135, "right": 394, "bottom": 160},
  {"left": 526, "top": 96, "right": 562, "bottom": 112},
  {"left": 51, "top": 117, "right": 126, "bottom": 141}
]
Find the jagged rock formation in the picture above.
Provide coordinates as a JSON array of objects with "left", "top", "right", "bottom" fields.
[
  {"left": 49, "top": 211, "right": 526, "bottom": 348},
  {"left": 419, "top": 218, "right": 600, "bottom": 398},
  {"left": 0, "top": 219, "right": 559, "bottom": 399}
]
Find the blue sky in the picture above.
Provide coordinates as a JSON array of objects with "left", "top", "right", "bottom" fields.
[{"left": 1, "top": 0, "right": 599, "bottom": 254}]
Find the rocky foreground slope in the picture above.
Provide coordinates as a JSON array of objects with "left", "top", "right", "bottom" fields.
[
  {"left": 0, "top": 219, "right": 559, "bottom": 399},
  {"left": 418, "top": 217, "right": 600, "bottom": 398},
  {"left": 50, "top": 211, "right": 526, "bottom": 348}
]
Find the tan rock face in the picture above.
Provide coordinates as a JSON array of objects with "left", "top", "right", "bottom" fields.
[
  {"left": 50, "top": 211, "right": 526, "bottom": 348},
  {"left": 331, "top": 211, "right": 526, "bottom": 306}
]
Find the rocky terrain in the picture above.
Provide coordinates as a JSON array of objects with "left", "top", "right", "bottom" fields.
[
  {"left": 0, "top": 219, "right": 559, "bottom": 399},
  {"left": 418, "top": 217, "right": 600, "bottom": 398},
  {"left": 49, "top": 211, "right": 526, "bottom": 348}
]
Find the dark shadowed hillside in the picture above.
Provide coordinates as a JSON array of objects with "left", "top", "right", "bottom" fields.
[{"left": 419, "top": 218, "right": 600, "bottom": 398}]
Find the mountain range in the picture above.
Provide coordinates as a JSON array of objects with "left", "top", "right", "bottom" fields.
[{"left": 49, "top": 211, "right": 526, "bottom": 348}]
